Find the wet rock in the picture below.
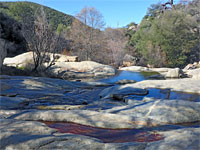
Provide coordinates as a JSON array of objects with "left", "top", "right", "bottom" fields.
[
  {"left": 115, "top": 79, "right": 136, "bottom": 84},
  {"left": 0, "top": 75, "right": 101, "bottom": 108},
  {"left": 99, "top": 85, "right": 149, "bottom": 99},
  {"left": 0, "top": 74, "right": 200, "bottom": 149},
  {"left": 44, "top": 121, "right": 164, "bottom": 143},
  {"left": 110, "top": 94, "right": 125, "bottom": 101},
  {"left": 119, "top": 66, "right": 186, "bottom": 79},
  {"left": 0, "top": 83, "right": 11, "bottom": 91},
  {"left": 124, "top": 99, "right": 145, "bottom": 105},
  {"left": 85, "top": 81, "right": 112, "bottom": 87},
  {"left": 1, "top": 118, "right": 199, "bottom": 150},
  {"left": 148, "top": 74, "right": 165, "bottom": 80},
  {"left": 131, "top": 78, "right": 200, "bottom": 94}
]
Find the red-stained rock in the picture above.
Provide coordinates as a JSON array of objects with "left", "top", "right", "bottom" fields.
[{"left": 44, "top": 121, "right": 164, "bottom": 143}]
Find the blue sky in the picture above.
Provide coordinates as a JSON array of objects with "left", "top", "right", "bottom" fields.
[{"left": 0, "top": 0, "right": 169, "bottom": 28}]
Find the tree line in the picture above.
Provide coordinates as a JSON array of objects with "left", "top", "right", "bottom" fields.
[
  {"left": 1, "top": 0, "right": 199, "bottom": 72},
  {"left": 126, "top": 0, "right": 200, "bottom": 68}
]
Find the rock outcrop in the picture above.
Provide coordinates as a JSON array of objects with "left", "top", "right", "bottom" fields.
[
  {"left": 165, "top": 68, "right": 183, "bottom": 78},
  {"left": 0, "top": 75, "right": 200, "bottom": 149},
  {"left": 122, "top": 54, "right": 137, "bottom": 67},
  {"left": 184, "top": 62, "right": 200, "bottom": 70},
  {"left": 184, "top": 68, "right": 200, "bottom": 79},
  {"left": 4, "top": 52, "right": 116, "bottom": 79},
  {"left": 0, "top": 12, "right": 27, "bottom": 62}
]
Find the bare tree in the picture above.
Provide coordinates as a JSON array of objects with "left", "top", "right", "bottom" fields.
[
  {"left": 104, "top": 27, "right": 127, "bottom": 67},
  {"left": 22, "top": 7, "right": 61, "bottom": 72},
  {"left": 69, "top": 6, "right": 105, "bottom": 61}
]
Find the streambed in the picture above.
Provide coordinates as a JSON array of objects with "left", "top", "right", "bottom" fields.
[{"left": 1, "top": 73, "right": 200, "bottom": 149}]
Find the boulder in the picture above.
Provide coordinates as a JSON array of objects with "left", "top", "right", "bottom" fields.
[
  {"left": 185, "top": 68, "right": 200, "bottom": 79},
  {"left": 56, "top": 55, "right": 78, "bottom": 62},
  {"left": 165, "top": 68, "right": 183, "bottom": 78},
  {"left": 99, "top": 85, "right": 149, "bottom": 100},
  {"left": 184, "top": 62, "right": 200, "bottom": 70},
  {"left": 3, "top": 51, "right": 34, "bottom": 68},
  {"left": 4, "top": 51, "right": 116, "bottom": 79},
  {"left": 119, "top": 66, "right": 149, "bottom": 72},
  {"left": 51, "top": 61, "right": 116, "bottom": 79},
  {"left": 122, "top": 54, "right": 137, "bottom": 67},
  {"left": 184, "top": 63, "right": 196, "bottom": 70},
  {"left": 115, "top": 79, "right": 137, "bottom": 84}
]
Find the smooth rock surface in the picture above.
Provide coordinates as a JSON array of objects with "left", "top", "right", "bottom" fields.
[
  {"left": 104, "top": 100, "right": 200, "bottom": 126},
  {"left": 12, "top": 100, "right": 200, "bottom": 128},
  {"left": 0, "top": 118, "right": 147, "bottom": 150},
  {"left": 51, "top": 61, "right": 116, "bottom": 77},
  {"left": 131, "top": 78, "right": 200, "bottom": 94},
  {"left": 0, "top": 75, "right": 200, "bottom": 150},
  {"left": 146, "top": 128, "right": 200, "bottom": 150},
  {"left": 119, "top": 66, "right": 149, "bottom": 72},
  {"left": 0, "top": 96, "right": 28, "bottom": 109},
  {"left": 4, "top": 52, "right": 116, "bottom": 79},
  {"left": 13, "top": 110, "right": 137, "bottom": 129},
  {"left": 184, "top": 68, "right": 200, "bottom": 79},
  {"left": 99, "top": 85, "right": 149, "bottom": 99},
  {"left": 165, "top": 68, "right": 182, "bottom": 78}
]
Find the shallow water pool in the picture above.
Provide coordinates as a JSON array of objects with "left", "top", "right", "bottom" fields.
[{"left": 98, "top": 71, "right": 160, "bottom": 83}]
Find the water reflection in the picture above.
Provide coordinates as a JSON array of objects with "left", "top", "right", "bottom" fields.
[
  {"left": 128, "top": 88, "right": 200, "bottom": 102},
  {"left": 98, "top": 71, "right": 159, "bottom": 83}
]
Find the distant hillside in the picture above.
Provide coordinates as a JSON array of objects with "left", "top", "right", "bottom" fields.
[{"left": 0, "top": 1, "right": 75, "bottom": 29}]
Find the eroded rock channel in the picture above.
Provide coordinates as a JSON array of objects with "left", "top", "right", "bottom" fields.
[{"left": 0, "top": 71, "right": 200, "bottom": 150}]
